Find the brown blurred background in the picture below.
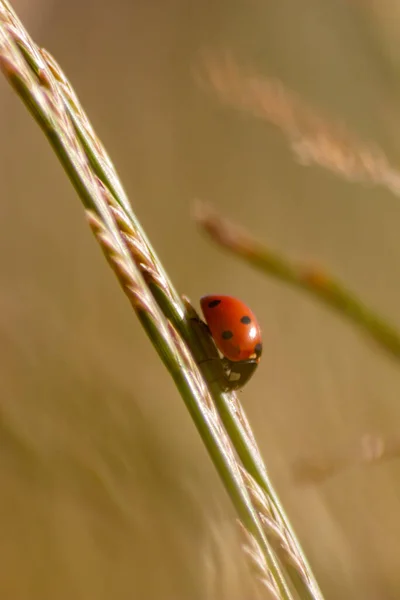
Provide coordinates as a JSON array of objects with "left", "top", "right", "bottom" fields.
[{"left": 2, "top": 0, "right": 400, "bottom": 598}]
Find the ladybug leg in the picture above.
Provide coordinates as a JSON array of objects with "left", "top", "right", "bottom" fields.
[
  {"left": 188, "top": 315, "right": 211, "bottom": 335},
  {"left": 192, "top": 321, "right": 211, "bottom": 336},
  {"left": 181, "top": 295, "right": 230, "bottom": 390},
  {"left": 194, "top": 356, "right": 233, "bottom": 392},
  {"left": 222, "top": 358, "right": 259, "bottom": 390},
  {"left": 182, "top": 295, "right": 212, "bottom": 333},
  {"left": 182, "top": 295, "right": 203, "bottom": 322},
  {"left": 197, "top": 356, "right": 220, "bottom": 366},
  {"left": 196, "top": 358, "right": 234, "bottom": 392},
  {"left": 209, "top": 378, "right": 232, "bottom": 393},
  {"left": 186, "top": 311, "right": 221, "bottom": 364},
  {"left": 201, "top": 370, "right": 232, "bottom": 392}
]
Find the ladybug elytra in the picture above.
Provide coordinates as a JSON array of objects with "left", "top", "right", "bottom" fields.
[{"left": 200, "top": 295, "right": 262, "bottom": 390}]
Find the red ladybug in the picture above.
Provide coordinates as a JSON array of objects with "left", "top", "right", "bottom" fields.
[{"left": 200, "top": 295, "right": 262, "bottom": 390}]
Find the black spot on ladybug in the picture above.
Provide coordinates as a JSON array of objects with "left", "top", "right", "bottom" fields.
[
  {"left": 208, "top": 299, "right": 221, "bottom": 308},
  {"left": 222, "top": 330, "right": 233, "bottom": 340},
  {"left": 240, "top": 315, "right": 251, "bottom": 325},
  {"left": 254, "top": 343, "right": 263, "bottom": 356}
]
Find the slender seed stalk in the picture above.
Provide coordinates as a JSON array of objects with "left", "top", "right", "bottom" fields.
[
  {"left": 195, "top": 201, "right": 400, "bottom": 363},
  {"left": 0, "top": 3, "right": 325, "bottom": 599}
]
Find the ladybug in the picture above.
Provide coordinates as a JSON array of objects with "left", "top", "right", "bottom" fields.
[{"left": 200, "top": 295, "right": 262, "bottom": 390}]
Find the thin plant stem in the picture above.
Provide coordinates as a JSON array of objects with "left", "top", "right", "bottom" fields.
[
  {"left": 0, "top": 3, "right": 325, "bottom": 598},
  {"left": 195, "top": 201, "right": 400, "bottom": 362}
]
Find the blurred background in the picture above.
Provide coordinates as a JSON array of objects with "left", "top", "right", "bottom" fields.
[{"left": 2, "top": 0, "right": 400, "bottom": 598}]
